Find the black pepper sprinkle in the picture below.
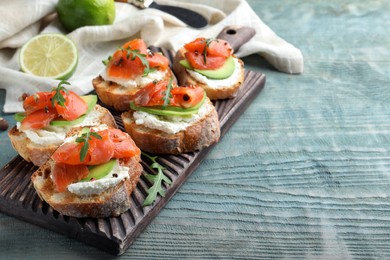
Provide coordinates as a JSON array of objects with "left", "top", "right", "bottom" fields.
[
  {"left": 18, "top": 92, "right": 29, "bottom": 101},
  {"left": 183, "top": 94, "right": 190, "bottom": 102},
  {"left": 112, "top": 173, "right": 118, "bottom": 178},
  {"left": 115, "top": 57, "right": 124, "bottom": 66}
]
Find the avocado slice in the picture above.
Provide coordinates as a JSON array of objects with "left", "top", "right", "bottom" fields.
[
  {"left": 14, "top": 112, "right": 26, "bottom": 122},
  {"left": 129, "top": 91, "right": 206, "bottom": 117},
  {"left": 81, "top": 159, "right": 117, "bottom": 182},
  {"left": 179, "top": 56, "right": 235, "bottom": 80}
]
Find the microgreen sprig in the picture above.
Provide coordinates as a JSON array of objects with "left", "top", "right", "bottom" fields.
[
  {"left": 75, "top": 128, "right": 102, "bottom": 162},
  {"left": 102, "top": 55, "right": 112, "bottom": 66},
  {"left": 142, "top": 152, "right": 172, "bottom": 206},
  {"left": 52, "top": 80, "right": 70, "bottom": 107},
  {"left": 203, "top": 38, "right": 215, "bottom": 64},
  {"left": 162, "top": 77, "right": 174, "bottom": 109},
  {"left": 102, "top": 48, "right": 153, "bottom": 77},
  {"left": 123, "top": 48, "right": 152, "bottom": 77}
]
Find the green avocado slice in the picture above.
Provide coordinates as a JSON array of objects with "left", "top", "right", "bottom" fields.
[
  {"left": 179, "top": 56, "right": 235, "bottom": 80},
  {"left": 129, "top": 90, "right": 207, "bottom": 117},
  {"left": 81, "top": 159, "right": 117, "bottom": 182}
]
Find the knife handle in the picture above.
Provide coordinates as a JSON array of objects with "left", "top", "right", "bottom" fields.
[{"left": 217, "top": 26, "right": 256, "bottom": 53}]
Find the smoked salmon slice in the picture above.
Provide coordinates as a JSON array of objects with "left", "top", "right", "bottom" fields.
[
  {"left": 51, "top": 163, "right": 89, "bottom": 192},
  {"left": 183, "top": 37, "right": 233, "bottom": 70},
  {"left": 20, "top": 108, "right": 58, "bottom": 130},
  {"left": 55, "top": 91, "right": 88, "bottom": 121},
  {"left": 20, "top": 85, "right": 88, "bottom": 130},
  {"left": 109, "top": 128, "right": 140, "bottom": 158},
  {"left": 50, "top": 128, "right": 140, "bottom": 192},
  {"left": 106, "top": 38, "right": 169, "bottom": 79},
  {"left": 23, "top": 92, "right": 53, "bottom": 115},
  {"left": 130, "top": 80, "right": 205, "bottom": 108}
]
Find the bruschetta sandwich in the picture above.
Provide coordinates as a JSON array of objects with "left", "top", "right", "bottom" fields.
[
  {"left": 173, "top": 37, "right": 245, "bottom": 100},
  {"left": 121, "top": 78, "right": 220, "bottom": 154},
  {"left": 92, "top": 38, "right": 175, "bottom": 111},
  {"left": 31, "top": 125, "right": 143, "bottom": 218},
  {"left": 8, "top": 81, "right": 116, "bottom": 166}
]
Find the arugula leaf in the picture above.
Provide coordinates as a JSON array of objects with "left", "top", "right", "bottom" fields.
[
  {"left": 123, "top": 48, "right": 151, "bottom": 77},
  {"left": 162, "top": 77, "right": 174, "bottom": 108},
  {"left": 102, "top": 47, "right": 152, "bottom": 77},
  {"left": 203, "top": 38, "right": 215, "bottom": 64},
  {"left": 102, "top": 55, "right": 112, "bottom": 66},
  {"left": 75, "top": 129, "right": 102, "bottom": 162},
  {"left": 52, "top": 80, "right": 70, "bottom": 107},
  {"left": 142, "top": 152, "right": 172, "bottom": 206}
]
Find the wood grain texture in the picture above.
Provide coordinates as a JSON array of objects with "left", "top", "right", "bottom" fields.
[
  {"left": 0, "top": 67, "right": 265, "bottom": 255},
  {"left": 2, "top": 0, "right": 390, "bottom": 259}
]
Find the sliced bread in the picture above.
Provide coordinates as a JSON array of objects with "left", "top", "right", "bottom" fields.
[
  {"left": 8, "top": 105, "right": 117, "bottom": 166},
  {"left": 31, "top": 155, "right": 142, "bottom": 218},
  {"left": 121, "top": 99, "right": 220, "bottom": 154},
  {"left": 173, "top": 47, "right": 245, "bottom": 100},
  {"left": 92, "top": 68, "right": 175, "bottom": 112}
]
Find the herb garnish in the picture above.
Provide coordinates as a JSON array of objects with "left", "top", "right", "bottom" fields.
[
  {"left": 52, "top": 80, "right": 70, "bottom": 107},
  {"left": 76, "top": 128, "right": 102, "bottom": 162},
  {"left": 162, "top": 77, "right": 174, "bottom": 108},
  {"left": 102, "top": 48, "right": 153, "bottom": 77},
  {"left": 102, "top": 55, "right": 112, "bottom": 66},
  {"left": 203, "top": 38, "right": 215, "bottom": 64},
  {"left": 142, "top": 152, "right": 172, "bottom": 206},
  {"left": 123, "top": 48, "right": 151, "bottom": 76}
]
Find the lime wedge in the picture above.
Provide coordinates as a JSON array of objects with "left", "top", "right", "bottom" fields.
[{"left": 19, "top": 34, "right": 78, "bottom": 80}]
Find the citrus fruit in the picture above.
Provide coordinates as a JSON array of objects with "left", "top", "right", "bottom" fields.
[
  {"left": 56, "top": 0, "right": 116, "bottom": 32},
  {"left": 19, "top": 34, "right": 78, "bottom": 80}
]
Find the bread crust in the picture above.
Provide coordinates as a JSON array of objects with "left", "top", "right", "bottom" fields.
[
  {"left": 31, "top": 155, "right": 143, "bottom": 218},
  {"left": 121, "top": 99, "right": 220, "bottom": 154},
  {"left": 8, "top": 105, "right": 117, "bottom": 166},
  {"left": 173, "top": 47, "right": 245, "bottom": 100},
  {"left": 92, "top": 68, "right": 176, "bottom": 112}
]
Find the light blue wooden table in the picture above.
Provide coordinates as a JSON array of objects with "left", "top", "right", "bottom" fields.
[{"left": 1, "top": 0, "right": 390, "bottom": 258}]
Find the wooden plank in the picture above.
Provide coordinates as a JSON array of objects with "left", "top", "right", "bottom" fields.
[{"left": 0, "top": 66, "right": 265, "bottom": 255}]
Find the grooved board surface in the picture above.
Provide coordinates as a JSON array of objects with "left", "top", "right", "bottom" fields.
[{"left": 0, "top": 65, "right": 265, "bottom": 255}]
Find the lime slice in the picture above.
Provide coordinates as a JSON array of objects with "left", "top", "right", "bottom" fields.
[{"left": 19, "top": 34, "right": 78, "bottom": 80}]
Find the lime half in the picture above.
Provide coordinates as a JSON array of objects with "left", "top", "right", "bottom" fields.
[{"left": 19, "top": 34, "right": 78, "bottom": 80}]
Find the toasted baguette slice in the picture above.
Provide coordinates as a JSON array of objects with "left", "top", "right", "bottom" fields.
[
  {"left": 121, "top": 99, "right": 220, "bottom": 154},
  {"left": 8, "top": 105, "right": 117, "bottom": 167},
  {"left": 173, "top": 47, "right": 245, "bottom": 100},
  {"left": 92, "top": 68, "right": 176, "bottom": 112},
  {"left": 31, "top": 155, "right": 143, "bottom": 218}
]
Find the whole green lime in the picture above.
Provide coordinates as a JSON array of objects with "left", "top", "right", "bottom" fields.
[{"left": 57, "top": 0, "right": 116, "bottom": 32}]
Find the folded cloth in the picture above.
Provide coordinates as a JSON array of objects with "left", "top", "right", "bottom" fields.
[{"left": 0, "top": 0, "right": 304, "bottom": 113}]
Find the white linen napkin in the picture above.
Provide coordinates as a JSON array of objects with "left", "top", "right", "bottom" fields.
[{"left": 0, "top": 0, "right": 304, "bottom": 113}]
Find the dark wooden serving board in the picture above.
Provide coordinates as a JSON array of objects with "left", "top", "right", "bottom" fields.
[{"left": 0, "top": 47, "right": 265, "bottom": 255}]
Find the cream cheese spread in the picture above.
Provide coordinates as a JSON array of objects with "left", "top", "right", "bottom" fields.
[
  {"left": 133, "top": 101, "right": 213, "bottom": 134},
  {"left": 67, "top": 161, "right": 129, "bottom": 196},
  {"left": 17, "top": 123, "right": 68, "bottom": 146},
  {"left": 17, "top": 106, "right": 104, "bottom": 146},
  {"left": 186, "top": 57, "right": 242, "bottom": 89},
  {"left": 100, "top": 66, "right": 167, "bottom": 89}
]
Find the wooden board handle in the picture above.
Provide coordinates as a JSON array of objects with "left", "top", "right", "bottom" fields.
[{"left": 216, "top": 26, "right": 256, "bottom": 53}]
